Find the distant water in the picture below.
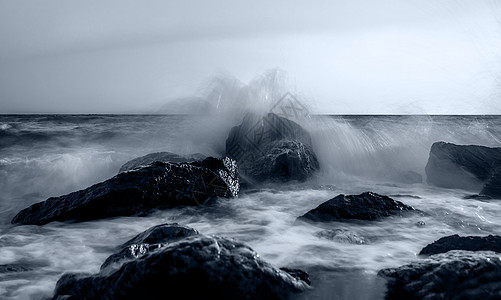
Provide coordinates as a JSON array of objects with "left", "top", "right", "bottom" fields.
[{"left": 1, "top": 114, "right": 501, "bottom": 299}]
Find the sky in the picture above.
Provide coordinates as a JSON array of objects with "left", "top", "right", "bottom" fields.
[{"left": 0, "top": 0, "right": 500, "bottom": 114}]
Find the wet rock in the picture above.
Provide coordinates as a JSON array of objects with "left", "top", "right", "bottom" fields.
[
  {"left": 279, "top": 268, "right": 311, "bottom": 285},
  {"left": 100, "top": 223, "right": 199, "bottom": 273},
  {"left": 12, "top": 157, "right": 239, "bottom": 225},
  {"left": 248, "top": 140, "right": 319, "bottom": 182},
  {"left": 379, "top": 251, "right": 501, "bottom": 300},
  {"left": 464, "top": 194, "right": 493, "bottom": 200},
  {"left": 425, "top": 141, "right": 501, "bottom": 191},
  {"left": 415, "top": 221, "right": 426, "bottom": 227},
  {"left": 119, "top": 152, "right": 206, "bottom": 173},
  {"left": 480, "top": 167, "right": 501, "bottom": 199},
  {"left": 315, "top": 229, "right": 367, "bottom": 244},
  {"left": 226, "top": 112, "right": 319, "bottom": 183},
  {"left": 52, "top": 235, "right": 309, "bottom": 300},
  {"left": 419, "top": 234, "right": 501, "bottom": 255},
  {"left": 297, "top": 192, "right": 416, "bottom": 223},
  {"left": 0, "top": 264, "right": 32, "bottom": 273}
]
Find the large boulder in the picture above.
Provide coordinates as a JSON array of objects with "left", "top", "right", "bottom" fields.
[
  {"left": 419, "top": 234, "right": 501, "bottom": 256},
  {"left": 226, "top": 112, "right": 319, "bottom": 183},
  {"left": 379, "top": 251, "right": 501, "bottom": 299},
  {"left": 12, "top": 157, "right": 239, "bottom": 225},
  {"left": 297, "top": 192, "right": 416, "bottom": 223},
  {"left": 52, "top": 234, "right": 310, "bottom": 299},
  {"left": 100, "top": 223, "right": 199, "bottom": 273},
  {"left": 425, "top": 142, "right": 501, "bottom": 192},
  {"left": 119, "top": 152, "right": 206, "bottom": 173}
]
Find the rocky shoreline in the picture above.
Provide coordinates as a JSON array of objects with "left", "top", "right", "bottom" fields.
[{"left": 9, "top": 113, "right": 501, "bottom": 299}]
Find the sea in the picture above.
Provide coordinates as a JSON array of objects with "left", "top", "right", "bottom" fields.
[{"left": 0, "top": 114, "right": 500, "bottom": 299}]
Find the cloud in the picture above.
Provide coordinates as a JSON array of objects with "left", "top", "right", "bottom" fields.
[{"left": 0, "top": 0, "right": 500, "bottom": 113}]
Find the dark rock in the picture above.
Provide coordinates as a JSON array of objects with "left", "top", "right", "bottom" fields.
[
  {"left": 379, "top": 251, "right": 501, "bottom": 300},
  {"left": 226, "top": 112, "right": 319, "bottom": 183},
  {"left": 425, "top": 142, "right": 501, "bottom": 191},
  {"left": 52, "top": 235, "right": 309, "bottom": 300},
  {"left": 248, "top": 140, "right": 319, "bottom": 182},
  {"left": 464, "top": 194, "right": 493, "bottom": 200},
  {"left": 315, "top": 229, "right": 367, "bottom": 244},
  {"left": 481, "top": 167, "right": 501, "bottom": 199},
  {"left": 419, "top": 234, "right": 501, "bottom": 256},
  {"left": 0, "top": 264, "right": 32, "bottom": 273},
  {"left": 12, "top": 157, "right": 239, "bottom": 225},
  {"left": 119, "top": 152, "right": 206, "bottom": 173},
  {"left": 100, "top": 223, "right": 199, "bottom": 273},
  {"left": 120, "top": 223, "right": 199, "bottom": 247},
  {"left": 415, "top": 221, "right": 426, "bottom": 227},
  {"left": 279, "top": 268, "right": 311, "bottom": 285},
  {"left": 297, "top": 192, "right": 416, "bottom": 223}
]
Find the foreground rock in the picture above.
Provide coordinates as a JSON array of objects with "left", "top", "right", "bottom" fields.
[
  {"left": 101, "top": 223, "right": 199, "bottom": 273},
  {"left": 419, "top": 234, "right": 501, "bottom": 256},
  {"left": 226, "top": 112, "right": 319, "bottom": 183},
  {"left": 297, "top": 192, "right": 416, "bottom": 223},
  {"left": 53, "top": 233, "right": 309, "bottom": 299},
  {"left": 119, "top": 152, "right": 206, "bottom": 173},
  {"left": 12, "top": 157, "right": 239, "bottom": 225},
  {"left": 379, "top": 251, "right": 501, "bottom": 299},
  {"left": 425, "top": 142, "right": 501, "bottom": 196}
]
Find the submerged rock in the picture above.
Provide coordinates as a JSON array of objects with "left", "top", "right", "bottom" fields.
[
  {"left": 119, "top": 152, "right": 206, "bottom": 173},
  {"left": 425, "top": 142, "right": 501, "bottom": 193},
  {"left": 297, "top": 192, "right": 416, "bottom": 223},
  {"left": 100, "top": 223, "right": 199, "bottom": 273},
  {"left": 419, "top": 234, "right": 501, "bottom": 256},
  {"left": 379, "top": 251, "right": 501, "bottom": 300},
  {"left": 226, "top": 112, "right": 319, "bottom": 183},
  {"left": 315, "top": 229, "right": 367, "bottom": 244},
  {"left": 12, "top": 157, "right": 239, "bottom": 225},
  {"left": 53, "top": 235, "right": 310, "bottom": 300},
  {"left": 0, "top": 264, "right": 32, "bottom": 273}
]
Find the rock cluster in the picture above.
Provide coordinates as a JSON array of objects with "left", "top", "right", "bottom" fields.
[
  {"left": 379, "top": 234, "right": 501, "bottom": 299},
  {"left": 226, "top": 112, "right": 319, "bottom": 183},
  {"left": 53, "top": 224, "right": 310, "bottom": 300}
]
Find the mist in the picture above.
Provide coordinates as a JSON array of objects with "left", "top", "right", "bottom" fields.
[{"left": 0, "top": 0, "right": 500, "bottom": 114}]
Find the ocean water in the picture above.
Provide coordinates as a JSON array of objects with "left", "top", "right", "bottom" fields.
[{"left": 0, "top": 114, "right": 501, "bottom": 299}]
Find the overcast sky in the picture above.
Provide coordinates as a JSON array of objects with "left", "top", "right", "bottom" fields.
[{"left": 0, "top": 0, "right": 500, "bottom": 114}]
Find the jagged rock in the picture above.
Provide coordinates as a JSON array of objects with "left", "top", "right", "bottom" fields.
[
  {"left": 52, "top": 235, "right": 310, "bottom": 300},
  {"left": 297, "top": 192, "right": 416, "bottom": 223},
  {"left": 315, "top": 229, "right": 367, "bottom": 244},
  {"left": 279, "top": 268, "right": 311, "bottom": 285},
  {"left": 119, "top": 152, "right": 206, "bottom": 173},
  {"left": 419, "top": 234, "right": 501, "bottom": 256},
  {"left": 226, "top": 112, "right": 319, "bottom": 183},
  {"left": 379, "top": 251, "right": 501, "bottom": 300},
  {"left": 425, "top": 142, "right": 501, "bottom": 191},
  {"left": 12, "top": 157, "right": 239, "bottom": 225},
  {"left": 100, "top": 223, "right": 199, "bottom": 273}
]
